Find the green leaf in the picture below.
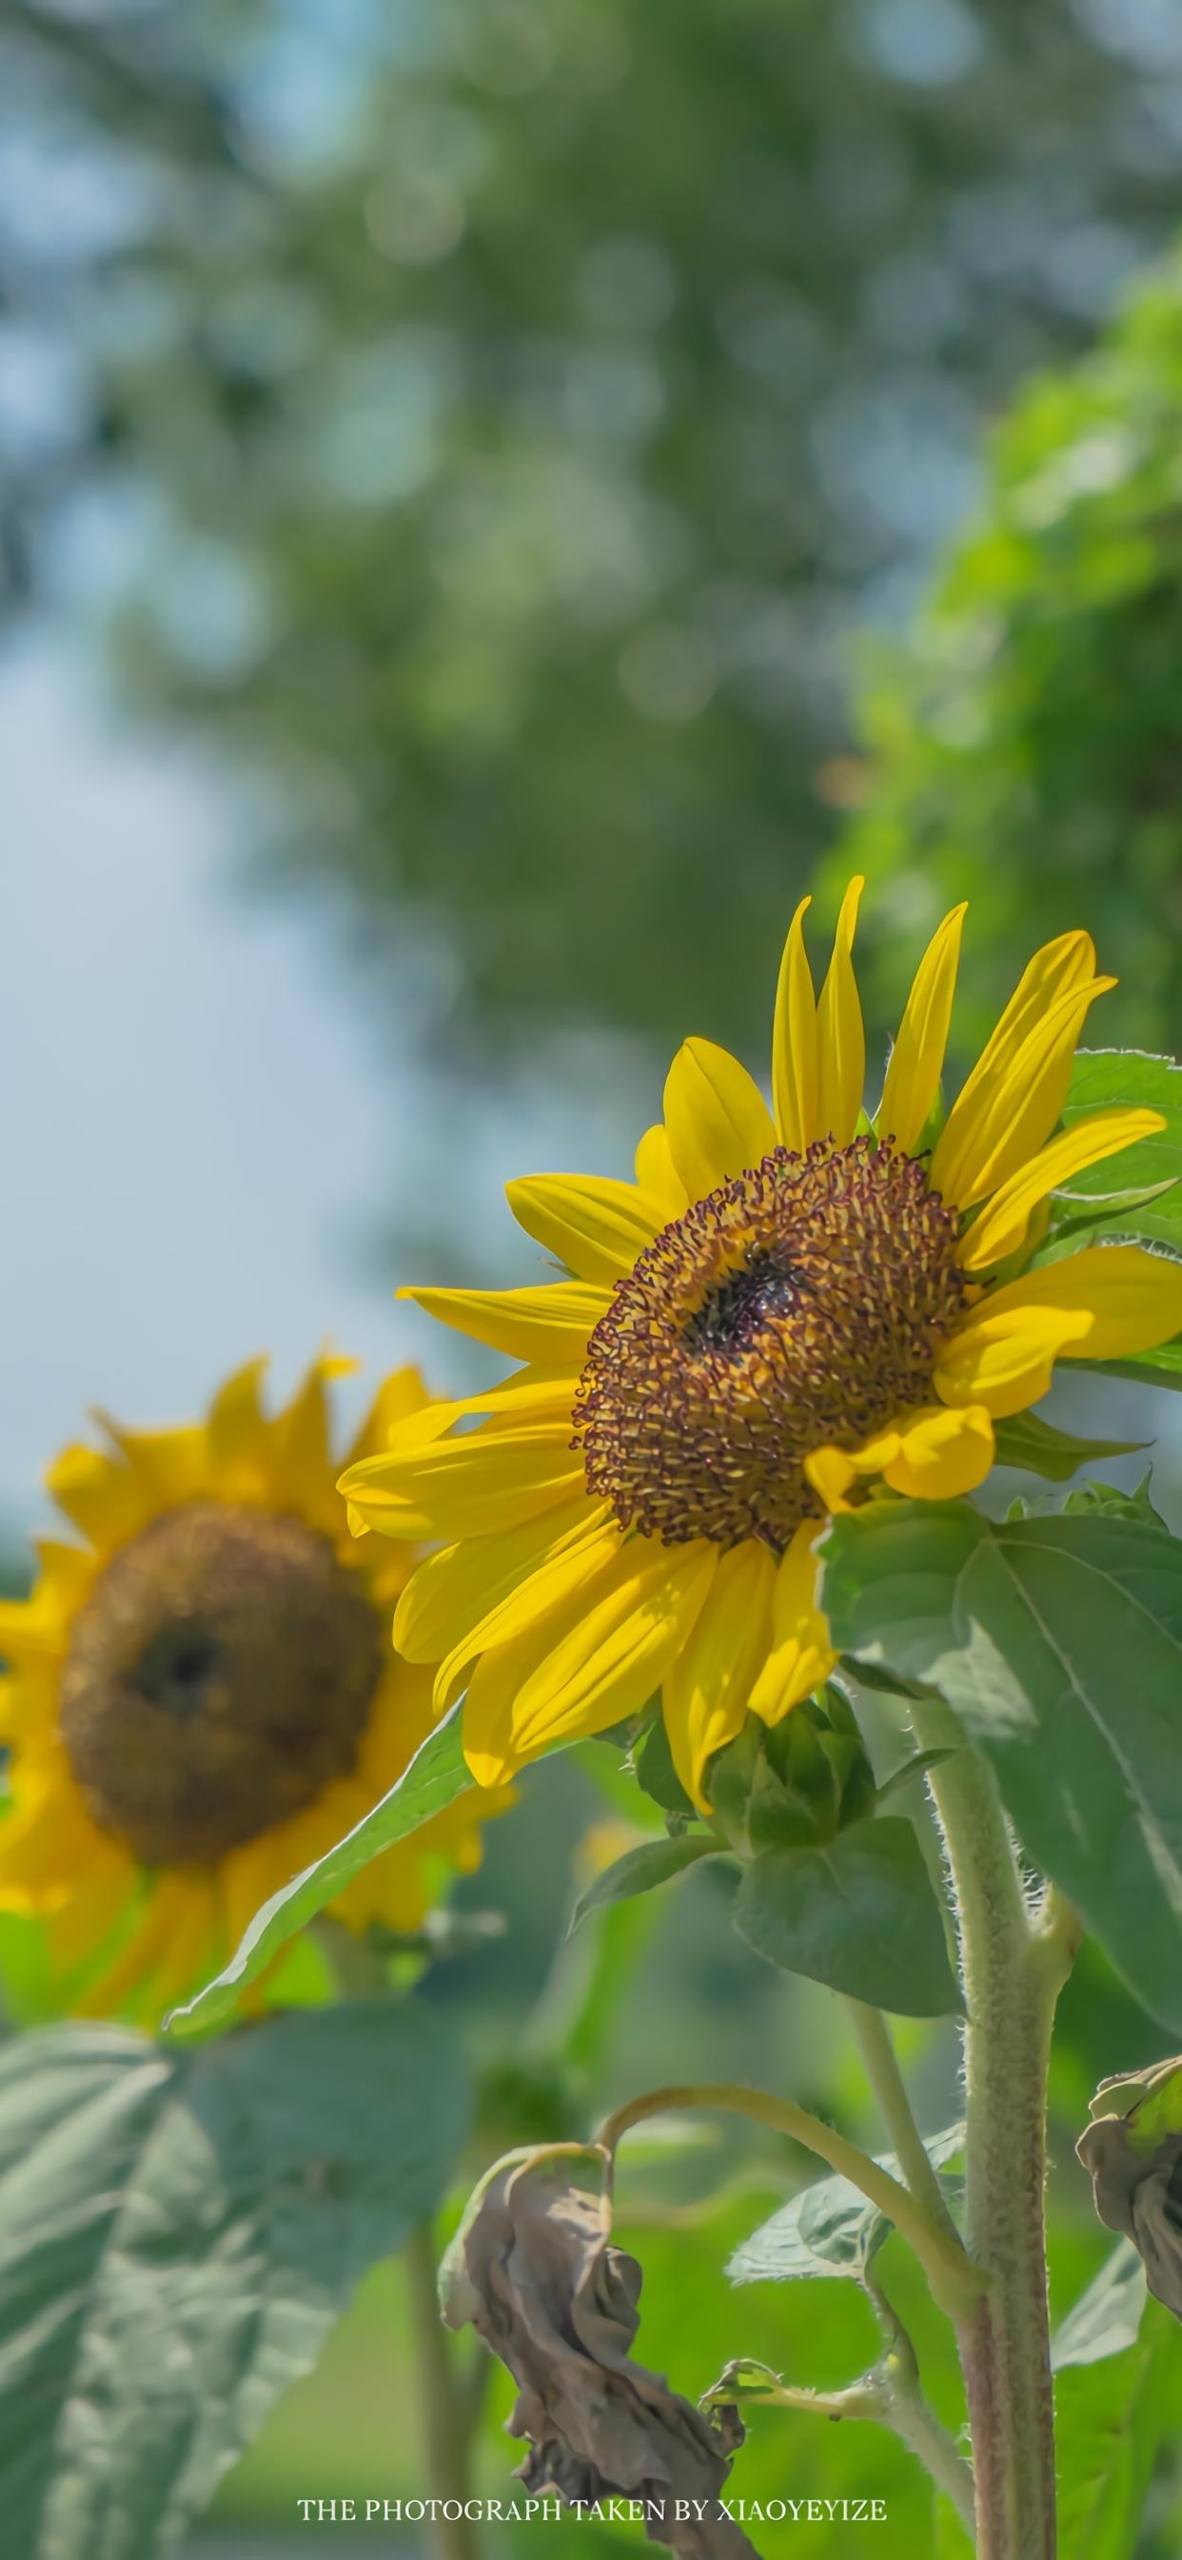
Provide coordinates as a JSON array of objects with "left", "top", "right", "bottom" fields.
[
  {"left": 728, "top": 2123, "right": 964, "bottom": 2285},
  {"left": 167, "top": 1710, "right": 472, "bottom": 2034},
  {"left": 822, "top": 1502, "right": 1182, "bottom": 2031},
  {"left": 630, "top": 1715, "right": 696, "bottom": 1818},
  {"left": 1052, "top": 2240, "right": 1147, "bottom": 2370},
  {"left": 0, "top": 2001, "right": 469, "bottom": 2560},
  {"left": 1062, "top": 1472, "right": 1167, "bottom": 1529},
  {"left": 993, "top": 1410, "right": 1146, "bottom": 1482},
  {"left": 1054, "top": 2286, "right": 1180, "bottom": 2560},
  {"left": 567, "top": 1835, "right": 728, "bottom": 1935},
  {"left": 1062, "top": 1052, "right": 1182, "bottom": 1250},
  {"left": 732, "top": 1817, "right": 960, "bottom": 2017}
]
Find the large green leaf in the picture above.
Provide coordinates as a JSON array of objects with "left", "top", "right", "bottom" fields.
[
  {"left": 168, "top": 1710, "right": 472, "bottom": 2034},
  {"left": 1052, "top": 2250, "right": 1181, "bottom": 2560},
  {"left": 728, "top": 2123, "right": 964, "bottom": 2285},
  {"left": 732, "top": 1817, "right": 960, "bottom": 2017},
  {"left": 822, "top": 1503, "right": 1182, "bottom": 2030},
  {"left": 1062, "top": 1052, "right": 1182, "bottom": 1250},
  {"left": 0, "top": 2001, "right": 468, "bottom": 2560}
]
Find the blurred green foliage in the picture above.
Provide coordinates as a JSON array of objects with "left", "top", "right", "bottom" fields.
[
  {"left": 5, "top": 0, "right": 1182, "bottom": 1072},
  {"left": 829, "top": 242, "right": 1182, "bottom": 1058}
]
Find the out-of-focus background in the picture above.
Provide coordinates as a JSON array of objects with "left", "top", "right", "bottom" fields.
[{"left": 3, "top": 1, "right": 1182, "bottom": 2553}]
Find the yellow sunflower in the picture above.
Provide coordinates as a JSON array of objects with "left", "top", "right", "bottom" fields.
[
  {"left": 0, "top": 1357, "right": 505, "bottom": 2021},
  {"left": 339, "top": 881, "right": 1182, "bottom": 1811}
]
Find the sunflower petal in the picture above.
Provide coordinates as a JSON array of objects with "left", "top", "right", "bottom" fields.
[
  {"left": 815, "top": 876, "right": 865, "bottom": 1146},
  {"left": 400, "top": 1280, "right": 609, "bottom": 1364},
  {"left": 944, "top": 1245, "right": 1182, "bottom": 1410},
  {"left": 340, "top": 1424, "right": 585, "bottom": 1542},
  {"left": 344, "top": 1364, "right": 432, "bottom": 1468},
  {"left": 434, "top": 1514, "right": 622, "bottom": 1711},
  {"left": 662, "top": 1541, "right": 776, "bottom": 1810},
  {"left": 808, "top": 1403, "right": 996, "bottom": 1505},
  {"left": 958, "top": 1110, "right": 1168, "bottom": 1273},
  {"left": 878, "top": 904, "right": 966, "bottom": 1153},
  {"left": 748, "top": 1525, "right": 835, "bottom": 1723},
  {"left": 393, "top": 1494, "right": 604, "bottom": 1662},
  {"left": 507, "top": 1174, "right": 666, "bottom": 1284},
  {"left": 931, "top": 932, "right": 1111, "bottom": 1208},
  {"left": 634, "top": 1124, "right": 689, "bottom": 1216},
  {"left": 662, "top": 1037, "right": 776, "bottom": 1200},
  {"left": 771, "top": 895, "right": 819, "bottom": 1153},
  {"left": 463, "top": 1538, "right": 716, "bottom": 1782},
  {"left": 665, "top": 1034, "right": 777, "bottom": 1203}
]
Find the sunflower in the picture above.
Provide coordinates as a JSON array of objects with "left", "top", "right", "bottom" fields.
[
  {"left": 0, "top": 1358, "right": 505, "bottom": 2021},
  {"left": 339, "top": 882, "right": 1182, "bottom": 1811}
]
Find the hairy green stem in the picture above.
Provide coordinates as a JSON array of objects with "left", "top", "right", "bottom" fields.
[
  {"left": 914, "top": 1705, "right": 1073, "bottom": 2560},
  {"left": 843, "top": 1997, "right": 961, "bottom": 2247},
  {"left": 596, "top": 2080, "right": 982, "bottom": 2322},
  {"left": 405, "top": 2223, "right": 481, "bottom": 2560}
]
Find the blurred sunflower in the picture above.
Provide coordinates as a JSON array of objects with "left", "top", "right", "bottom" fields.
[
  {"left": 0, "top": 1359, "right": 505, "bottom": 2021},
  {"left": 340, "top": 881, "right": 1182, "bottom": 1810}
]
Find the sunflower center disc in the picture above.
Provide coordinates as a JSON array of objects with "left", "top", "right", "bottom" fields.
[
  {"left": 574, "top": 1138, "right": 966, "bottom": 1551},
  {"left": 60, "top": 1502, "right": 383, "bottom": 1866}
]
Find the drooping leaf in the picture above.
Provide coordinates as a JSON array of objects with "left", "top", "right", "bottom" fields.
[
  {"left": 992, "top": 1410, "right": 1146, "bottom": 1482},
  {"left": 0, "top": 2001, "right": 469, "bottom": 2560},
  {"left": 732, "top": 1817, "right": 960, "bottom": 2017},
  {"left": 728, "top": 2123, "right": 964, "bottom": 2285},
  {"left": 822, "top": 1503, "right": 1182, "bottom": 2031},
  {"left": 168, "top": 1709, "right": 472, "bottom": 2033},
  {"left": 567, "top": 1835, "right": 729, "bottom": 1936},
  {"left": 631, "top": 1715, "right": 696, "bottom": 1819}
]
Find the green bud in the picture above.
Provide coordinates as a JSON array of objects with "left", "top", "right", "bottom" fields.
[{"left": 707, "top": 1689, "right": 877, "bottom": 1859}]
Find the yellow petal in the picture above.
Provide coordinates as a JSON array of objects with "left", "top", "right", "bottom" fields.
[
  {"left": 815, "top": 876, "right": 865, "bottom": 1146},
  {"left": 808, "top": 1403, "right": 995, "bottom": 1506},
  {"left": 662, "top": 1541, "right": 776, "bottom": 1811},
  {"left": 944, "top": 1245, "right": 1182, "bottom": 1414},
  {"left": 399, "top": 1280, "right": 610, "bottom": 1364},
  {"left": 748, "top": 1524, "right": 835, "bottom": 1724},
  {"left": 771, "top": 895, "right": 819, "bottom": 1154},
  {"left": 45, "top": 1443, "right": 145, "bottom": 1551},
  {"left": 272, "top": 1355, "right": 356, "bottom": 1522},
  {"left": 878, "top": 904, "right": 966, "bottom": 1153},
  {"left": 662, "top": 1037, "right": 776, "bottom": 1200},
  {"left": 507, "top": 1174, "right": 666, "bottom": 1284},
  {"left": 932, "top": 935, "right": 1112, "bottom": 1208},
  {"left": 205, "top": 1356, "right": 271, "bottom": 1489},
  {"left": 392, "top": 1492, "right": 603, "bottom": 1662},
  {"left": 344, "top": 1364, "right": 432, "bottom": 1468},
  {"left": 936, "top": 1306, "right": 1094, "bottom": 1419},
  {"left": 434, "top": 1514, "right": 623, "bottom": 1711},
  {"left": 634, "top": 1124, "right": 689, "bottom": 1217},
  {"left": 463, "top": 1538, "right": 716, "bottom": 1781},
  {"left": 340, "top": 1424, "right": 585, "bottom": 1543},
  {"left": 957, "top": 1109, "right": 1167, "bottom": 1273}
]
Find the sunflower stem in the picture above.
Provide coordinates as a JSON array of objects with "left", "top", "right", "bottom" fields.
[
  {"left": 912, "top": 1702, "right": 1074, "bottom": 2560},
  {"left": 405, "top": 2221, "right": 482, "bottom": 2560},
  {"left": 596, "top": 2081, "right": 982, "bottom": 2323},
  {"left": 842, "top": 1997, "right": 961, "bottom": 2251}
]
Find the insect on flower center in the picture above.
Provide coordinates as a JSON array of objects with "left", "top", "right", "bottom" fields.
[
  {"left": 573, "top": 1138, "right": 966, "bottom": 1551},
  {"left": 60, "top": 1502, "right": 383, "bottom": 1867}
]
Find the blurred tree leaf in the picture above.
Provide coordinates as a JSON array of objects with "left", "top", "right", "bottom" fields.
[
  {"left": 0, "top": 2002, "right": 469, "bottom": 2560},
  {"left": 831, "top": 250, "right": 1182, "bottom": 1066},
  {"left": 7, "top": 3, "right": 1182, "bottom": 1078}
]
